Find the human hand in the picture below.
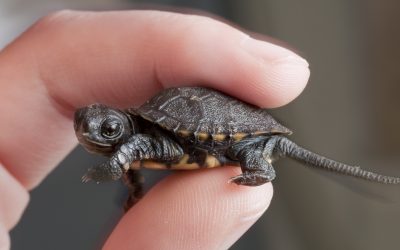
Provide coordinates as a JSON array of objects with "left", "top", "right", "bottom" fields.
[{"left": 0, "top": 10, "right": 309, "bottom": 249}]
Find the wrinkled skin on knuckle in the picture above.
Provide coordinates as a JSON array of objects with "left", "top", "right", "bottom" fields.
[
  {"left": 154, "top": 15, "right": 246, "bottom": 84},
  {"left": 4, "top": 10, "right": 85, "bottom": 69},
  {"left": 31, "top": 10, "right": 86, "bottom": 33},
  {"left": 22, "top": 10, "right": 95, "bottom": 55},
  {"left": 175, "top": 15, "right": 244, "bottom": 50},
  {"left": 0, "top": 11, "right": 80, "bottom": 67}
]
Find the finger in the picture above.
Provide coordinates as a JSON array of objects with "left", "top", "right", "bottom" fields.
[
  {"left": 104, "top": 167, "right": 273, "bottom": 250},
  {"left": 0, "top": 163, "right": 29, "bottom": 246},
  {"left": 0, "top": 224, "right": 10, "bottom": 250},
  {"left": 0, "top": 10, "right": 309, "bottom": 189},
  {"left": 28, "top": 10, "right": 309, "bottom": 109}
]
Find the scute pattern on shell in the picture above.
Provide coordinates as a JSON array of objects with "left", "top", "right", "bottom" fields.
[{"left": 134, "top": 87, "right": 292, "bottom": 137}]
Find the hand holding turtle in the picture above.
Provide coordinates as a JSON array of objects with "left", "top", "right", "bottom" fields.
[{"left": 0, "top": 10, "right": 309, "bottom": 249}]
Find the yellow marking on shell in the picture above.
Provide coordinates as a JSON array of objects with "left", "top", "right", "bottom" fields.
[
  {"left": 253, "top": 131, "right": 267, "bottom": 136},
  {"left": 171, "top": 154, "right": 200, "bottom": 170},
  {"left": 131, "top": 160, "right": 169, "bottom": 170},
  {"left": 197, "top": 132, "right": 209, "bottom": 141},
  {"left": 129, "top": 155, "right": 222, "bottom": 170},
  {"left": 131, "top": 161, "right": 141, "bottom": 170},
  {"left": 205, "top": 155, "right": 221, "bottom": 168},
  {"left": 232, "top": 132, "right": 248, "bottom": 141},
  {"left": 213, "top": 134, "right": 226, "bottom": 142},
  {"left": 270, "top": 128, "right": 292, "bottom": 134},
  {"left": 142, "top": 160, "right": 169, "bottom": 169},
  {"left": 177, "top": 129, "right": 191, "bottom": 137}
]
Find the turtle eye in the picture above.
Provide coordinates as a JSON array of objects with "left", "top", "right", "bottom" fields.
[{"left": 100, "top": 119, "right": 122, "bottom": 139}]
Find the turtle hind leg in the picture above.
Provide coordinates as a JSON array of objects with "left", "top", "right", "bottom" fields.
[
  {"left": 228, "top": 137, "right": 276, "bottom": 186},
  {"left": 122, "top": 169, "right": 144, "bottom": 211}
]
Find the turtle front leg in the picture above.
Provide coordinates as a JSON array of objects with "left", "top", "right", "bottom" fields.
[
  {"left": 227, "top": 136, "right": 277, "bottom": 186},
  {"left": 82, "top": 133, "right": 184, "bottom": 183}
]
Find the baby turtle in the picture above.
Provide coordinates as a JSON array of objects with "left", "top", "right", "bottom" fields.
[{"left": 74, "top": 87, "right": 400, "bottom": 207}]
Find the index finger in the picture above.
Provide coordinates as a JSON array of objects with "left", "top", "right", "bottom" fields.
[{"left": 0, "top": 10, "right": 309, "bottom": 189}]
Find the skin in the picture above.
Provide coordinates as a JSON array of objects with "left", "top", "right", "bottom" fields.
[{"left": 0, "top": 10, "right": 309, "bottom": 249}]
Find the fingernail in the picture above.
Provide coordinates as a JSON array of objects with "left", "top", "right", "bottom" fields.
[{"left": 241, "top": 36, "right": 309, "bottom": 67}]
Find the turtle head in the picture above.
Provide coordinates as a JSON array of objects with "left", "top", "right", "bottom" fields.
[{"left": 74, "top": 104, "right": 135, "bottom": 156}]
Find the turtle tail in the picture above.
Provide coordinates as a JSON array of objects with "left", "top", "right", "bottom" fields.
[{"left": 275, "top": 136, "right": 400, "bottom": 184}]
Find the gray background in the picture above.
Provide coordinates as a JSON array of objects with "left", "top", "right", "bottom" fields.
[{"left": 3, "top": 0, "right": 400, "bottom": 249}]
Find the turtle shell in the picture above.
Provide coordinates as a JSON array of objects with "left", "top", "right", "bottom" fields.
[{"left": 132, "top": 87, "right": 291, "bottom": 141}]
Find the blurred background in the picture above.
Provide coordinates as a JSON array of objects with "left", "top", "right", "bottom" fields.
[{"left": 3, "top": 0, "right": 400, "bottom": 249}]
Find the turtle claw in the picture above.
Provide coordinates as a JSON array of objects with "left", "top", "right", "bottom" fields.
[
  {"left": 81, "top": 173, "right": 92, "bottom": 183},
  {"left": 229, "top": 171, "right": 275, "bottom": 186},
  {"left": 81, "top": 161, "right": 124, "bottom": 183},
  {"left": 229, "top": 174, "right": 252, "bottom": 185}
]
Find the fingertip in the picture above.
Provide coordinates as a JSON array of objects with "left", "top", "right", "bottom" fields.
[
  {"left": 259, "top": 62, "right": 310, "bottom": 108},
  {"left": 161, "top": 30, "right": 310, "bottom": 108},
  {"left": 104, "top": 167, "right": 273, "bottom": 249},
  {"left": 236, "top": 37, "right": 310, "bottom": 108}
]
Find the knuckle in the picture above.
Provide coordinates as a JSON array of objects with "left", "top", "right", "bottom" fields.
[
  {"left": 159, "top": 14, "right": 244, "bottom": 72},
  {"left": 31, "top": 10, "right": 82, "bottom": 34},
  {"left": 183, "top": 15, "right": 227, "bottom": 39},
  {"left": 173, "top": 14, "right": 244, "bottom": 52}
]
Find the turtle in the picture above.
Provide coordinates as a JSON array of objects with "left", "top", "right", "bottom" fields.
[{"left": 74, "top": 87, "right": 400, "bottom": 208}]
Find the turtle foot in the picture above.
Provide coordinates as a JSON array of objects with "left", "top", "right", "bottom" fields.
[{"left": 229, "top": 171, "right": 275, "bottom": 186}]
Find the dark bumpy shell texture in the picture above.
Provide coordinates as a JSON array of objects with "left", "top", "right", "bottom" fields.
[{"left": 132, "top": 87, "right": 292, "bottom": 137}]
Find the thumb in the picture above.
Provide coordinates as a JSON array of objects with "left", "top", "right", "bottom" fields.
[{"left": 104, "top": 167, "right": 273, "bottom": 250}]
